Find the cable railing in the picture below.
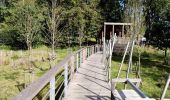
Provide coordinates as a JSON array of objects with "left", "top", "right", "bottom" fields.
[{"left": 13, "top": 45, "right": 102, "bottom": 100}]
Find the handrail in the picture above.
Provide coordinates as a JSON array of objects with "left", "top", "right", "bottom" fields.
[
  {"left": 111, "top": 78, "right": 148, "bottom": 99},
  {"left": 13, "top": 45, "right": 102, "bottom": 100},
  {"left": 126, "top": 79, "right": 148, "bottom": 98},
  {"left": 13, "top": 54, "right": 72, "bottom": 100}
]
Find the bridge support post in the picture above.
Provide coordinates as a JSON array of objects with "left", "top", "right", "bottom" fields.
[
  {"left": 64, "top": 63, "right": 68, "bottom": 97},
  {"left": 50, "top": 77, "right": 55, "bottom": 100}
]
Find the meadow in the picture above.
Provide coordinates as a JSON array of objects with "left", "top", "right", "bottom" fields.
[{"left": 0, "top": 45, "right": 78, "bottom": 99}]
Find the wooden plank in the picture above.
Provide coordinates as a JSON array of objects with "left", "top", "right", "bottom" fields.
[
  {"left": 63, "top": 52, "right": 111, "bottom": 100},
  {"left": 104, "top": 22, "right": 132, "bottom": 26},
  {"left": 112, "top": 78, "right": 141, "bottom": 83}
]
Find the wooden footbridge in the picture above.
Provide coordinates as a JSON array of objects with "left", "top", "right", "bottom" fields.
[{"left": 13, "top": 22, "right": 170, "bottom": 100}]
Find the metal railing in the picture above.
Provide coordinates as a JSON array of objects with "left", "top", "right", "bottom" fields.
[{"left": 13, "top": 45, "right": 102, "bottom": 100}]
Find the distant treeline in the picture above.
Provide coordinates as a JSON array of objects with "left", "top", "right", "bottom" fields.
[{"left": 0, "top": 0, "right": 123, "bottom": 49}]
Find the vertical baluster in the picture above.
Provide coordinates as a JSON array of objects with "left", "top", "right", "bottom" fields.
[
  {"left": 81, "top": 50, "right": 83, "bottom": 63},
  {"left": 83, "top": 49, "right": 84, "bottom": 61},
  {"left": 70, "top": 56, "right": 74, "bottom": 79},
  {"left": 81, "top": 49, "right": 84, "bottom": 63},
  {"left": 87, "top": 48, "right": 88, "bottom": 57},
  {"left": 80, "top": 51, "right": 82, "bottom": 65},
  {"left": 109, "top": 40, "right": 112, "bottom": 81},
  {"left": 76, "top": 53, "right": 79, "bottom": 72},
  {"left": 64, "top": 63, "right": 68, "bottom": 97},
  {"left": 50, "top": 77, "right": 55, "bottom": 100}
]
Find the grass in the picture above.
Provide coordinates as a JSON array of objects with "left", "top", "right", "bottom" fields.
[
  {"left": 0, "top": 45, "right": 79, "bottom": 100},
  {"left": 1, "top": 44, "right": 170, "bottom": 99},
  {"left": 111, "top": 46, "right": 170, "bottom": 99}
]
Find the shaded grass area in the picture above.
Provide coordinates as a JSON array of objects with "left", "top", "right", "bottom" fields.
[
  {"left": 111, "top": 46, "right": 170, "bottom": 98},
  {"left": 0, "top": 45, "right": 79, "bottom": 99}
]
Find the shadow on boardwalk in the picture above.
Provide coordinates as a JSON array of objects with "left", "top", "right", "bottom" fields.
[{"left": 63, "top": 52, "right": 111, "bottom": 100}]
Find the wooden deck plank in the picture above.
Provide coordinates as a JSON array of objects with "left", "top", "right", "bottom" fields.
[{"left": 63, "top": 52, "right": 111, "bottom": 100}]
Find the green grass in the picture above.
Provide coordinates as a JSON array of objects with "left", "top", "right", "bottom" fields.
[
  {"left": 0, "top": 45, "right": 79, "bottom": 99},
  {"left": 111, "top": 46, "right": 170, "bottom": 99}
]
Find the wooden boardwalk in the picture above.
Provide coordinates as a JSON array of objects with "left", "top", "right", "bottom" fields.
[{"left": 63, "top": 52, "right": 111, "bottom": 100}]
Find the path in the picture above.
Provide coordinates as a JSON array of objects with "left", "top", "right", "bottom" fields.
[{"left": 63, "top": 52, "right": 111, "bottom": 100}]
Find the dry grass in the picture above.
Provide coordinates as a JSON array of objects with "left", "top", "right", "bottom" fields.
[{"left": 0, "top": 45, "right": 77, "bottom": 99}]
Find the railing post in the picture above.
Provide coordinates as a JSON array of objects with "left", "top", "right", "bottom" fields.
[
  {"left": 83, "top": 49, "right": 86, "bottom": 62},
  {"left": 50, "top": 77, "right": 55, "bottom": 100},
  {"left": 88, "top": 47, "right": 90, "bottom": 57},
  {"left": 64, "top": 63, "right": 68, "bottom": 97},
  {"left": 161, "top": 74, "right": 170, "bottom": 100},
  {"left": 76, "top": 53, "right": 79, "bottom": 72},
  {"left": 82, "top": 49, "right": 83, "bottom": 63},
  {"left": 109, "top": 40, "right": 112, "bottom": 81},
  {"left": 70, "top": 56, "right": 74, "bottom": 79},
  {"left": 80, "top": 51, "right": 82, "bottom": 65},
  {"left": 86, "top": 48, "right": 88, "bottom": 59}
]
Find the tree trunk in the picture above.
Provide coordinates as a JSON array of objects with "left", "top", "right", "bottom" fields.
[
  {"left": 164, "top": 48, "right": 168, "bottom": 64},
  {"left": 51, "top": 0, "right": 56, "bottom": 55}
]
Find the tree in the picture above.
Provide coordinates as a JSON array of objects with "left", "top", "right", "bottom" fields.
[
  {"left": 62, "top": 0, "right": 103, "bottom": 47},
  {"left": 2, "top": 0, "right": 43, "bottom": 50},
  {"left": 100, "top": 0, "right": 123, "bottom": 22},
  {"left": 149, "top": 4, "right": 170, "bottom": 63},
  {"left": 144, "top": 0, "right": 170, "bottom": 64}
]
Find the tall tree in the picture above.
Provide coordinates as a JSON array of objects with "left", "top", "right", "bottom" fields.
[{"left": 2, "top": 0, "right": 43, "bottom": 50}]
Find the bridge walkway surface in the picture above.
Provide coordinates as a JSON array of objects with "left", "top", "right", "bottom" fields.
[{"left": 63, "top": 52, "right": 111, "bottom": 100}]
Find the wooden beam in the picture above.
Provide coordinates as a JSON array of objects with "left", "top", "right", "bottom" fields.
[
  {"left": 112, "top": 78, "right": 141, "bottom": 83},
  {"left": 104, "top": 22, "right": 132, "bottom": 26}
]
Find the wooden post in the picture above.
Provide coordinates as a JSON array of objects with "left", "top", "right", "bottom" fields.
[
  {"left": 64, "top": 63, "right": 68, "bottom": 97},
  {"left": 102, "top": 31, "right": 104, "bottom": 54},
  {"left": 122, "top": 25, "right": 124, "bottom": 37},
  {"left": 76, "top": 53, "right": 79, "bottom": 72},
  {"left": 103, "top": 24, "right": 106, "bottom": 62},
  {"left": 81, "top": 50, "right": 83, "bottom": 63},
  {"left": 112, "top": 25, "right": 114, "bottom": 36},
  {"left": 160, "top": 74, "right": 170, "bottom": 100},
  {"left": 50, "top": 77, "right": 55, "bottom": 100},
  {"left": 109, "top": 40, "right": 112, "bottom": 82},
  {"left": 70, "top": 56, "right": 74, "bottom": 79}
]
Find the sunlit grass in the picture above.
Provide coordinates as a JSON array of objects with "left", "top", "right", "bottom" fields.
[
  {"left": 111, "top": 46, "right": 170, "bottom": 98},
  {"left": 0, "top": 45, "right": 79, "bottom": 99}
]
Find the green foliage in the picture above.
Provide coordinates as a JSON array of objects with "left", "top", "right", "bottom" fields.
[{"left": 144, "top": 0, "right": 170, "bottom": 62}]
